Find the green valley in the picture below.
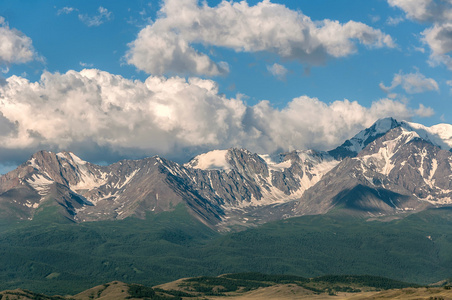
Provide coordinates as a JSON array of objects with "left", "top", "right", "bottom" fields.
[{"left": 1, "top": 204, "right": 452, "bottom": 295}]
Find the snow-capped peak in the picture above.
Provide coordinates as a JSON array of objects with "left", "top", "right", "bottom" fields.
[
  {"left": 329, "top": 117, "right": 401, "bottom": 158},
  {"left": 374, "top": 117, "right": 400, "bottom": 133},
  {"left": 351, "top": 117, "right": 401, "bottom": 151},
  {"left": 56, "top": 151, "right": 88, "bottom": 166},
  {"left": 402, "top": 121, "right": 452, "bottom": 150},
  {"left": 330, "top": 118, "right": 452, "bottom": 160}
]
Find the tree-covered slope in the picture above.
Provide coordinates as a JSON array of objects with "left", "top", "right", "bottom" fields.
[{"left": 1, "top": 204, "right": 452, "bottom": 295}]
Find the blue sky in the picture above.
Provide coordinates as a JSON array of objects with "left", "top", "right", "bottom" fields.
[{"left": 0, "top": 0, "right": 451, "bottom": 171}]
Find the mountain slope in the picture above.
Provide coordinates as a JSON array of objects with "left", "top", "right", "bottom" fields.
[{"left": 296, "top": 125, "right": 452, "bottom": 217}]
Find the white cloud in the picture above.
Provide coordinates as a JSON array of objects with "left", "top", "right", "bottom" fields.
[
  {"left": 126, "top": 0, "right": 394, "bottom": 76},
  {"left": 57, "top": 7, "right": 77, "bottom": 15},
  {"left": 249, "top": 97, "right": 414, "bottom": 152},
  {"left": 126, "top": 28, "right": 228, "bottom": 76},
  {"left": 386, "top": 16, "right": 405, "bottom": 26},
  {"left": 388, "top": 0, "right": 452, "bottom": 69},
  {"left": 0, "top": 17, "right": 37, "bottom": 65},
  {"left": 446, "top": 79, "right": 452, "bottom": 93},
  {"left": 80, "top": 62, "right": 94, "bottom": 68},
  {"left": 267, "top": 63, "right": 287, "bottom": 80},
  {"left": 0, "top": 69, "right": 425, "bottom": 164},
  {"left": 370, "top": 15, "right": 381, "bottom": 23},
  {"left": 78, "top": 6, "right": 112, "bottom": 27},
  {"left": 415, "top": 103, "right": 435, "bottom": 117},
  {"left": 380, "top": 71, "right": 439, "bottom": 94},
  {"left": 388, "top": 0, "right": 452, "bottom": 23},
  {"left": 413, "top": 46, "right": 426, "bottom": 53},
  {"left": 422, "top": 23, "right": 452, "bottom": 69}
]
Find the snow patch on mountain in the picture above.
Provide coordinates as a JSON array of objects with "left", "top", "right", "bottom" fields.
[
  {"left": 26, "top": 174, "right": 53, "bottom": 195},
  {"left": 186, "top": 150, "right": 231, "bottom": 171},
  {"left": 116, "top": 169, "right": 139, "bottom": 190},
  {"left": 258, "top": 154, "right": 282, "bottom": 164},
  {"left": 68, "top": 152, "right": 88, "bottom": 165},
  {"left": 423, "top": 156, "right": 437, "bottom": 188},
  {"left": 251, "top": 183, "right": 304, "bottom": 207},
  {"left": 28, "top": 158, "right": 40, "bottom": 170},
  {"left": 264, "top": 159, "right": 292, "bottom": 171},
  {"left": 236, "top": 150, "right": 340, "bottom": 208},
  {"left": 69, "top": 166, "right": 107, "bottom": 191},
  {"left": 297, "top": 151, "right": 339, "bottom": 176},
  {"left": 52, "top": 152, "right": 109, "bottom": 193},
  {"left": 360, "top": 128, "right": 420, "bottom": 175}
]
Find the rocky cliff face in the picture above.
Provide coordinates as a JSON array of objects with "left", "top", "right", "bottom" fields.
[{"left": 1, "top": 118, "right": 452, "bottom": 229}]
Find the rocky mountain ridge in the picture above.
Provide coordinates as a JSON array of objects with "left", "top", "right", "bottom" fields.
[{"left": 1, "top": 117, "right": 452, "bottom": 229}]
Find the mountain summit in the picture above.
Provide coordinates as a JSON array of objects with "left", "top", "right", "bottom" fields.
[{"left": 1, "top": 118, "right": 452, "bottom": 230}]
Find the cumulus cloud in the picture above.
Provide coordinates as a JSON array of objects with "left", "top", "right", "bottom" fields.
[
  {"left": 388, "top": 0, "right": 452, "bottom": 23},
  {"left": 78, "top": 6, "right": 112, "bottom": 27},
  {"left": 0, "top": 17, "right": 37, "bottom": 66},
  {"left": 388, "top": 0, "right": 452, "bottom": 69},
  {"left": 267, "top": 63, "right": 287, "bottom": 80},
  {"left": 127, "top": 28, "right": 229, "bottom": 76},
  {"left": 380, "top": 71, "right": 439, "bottom": 94},
  {"left": 126, "top": 0, "right": 394, "bottom": 76},
  {"left": 422, "top": 23, "right": 452, "bottom": 68},
  {"left": 415, "top": 103, "right": 435, "bottom": 117},
  {"left": 0, "top": 69, "right": 426, "bottom": 164}
]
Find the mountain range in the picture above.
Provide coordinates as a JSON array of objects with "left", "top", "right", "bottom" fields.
[{"left": 1, "top": 117, "right": 452, "bottom": 230}]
